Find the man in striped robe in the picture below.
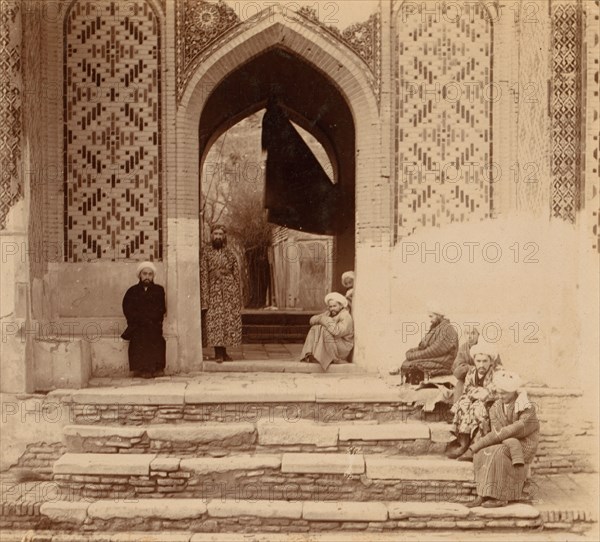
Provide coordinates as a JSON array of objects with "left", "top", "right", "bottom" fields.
[{"left": 463, "top": 370, "right": 540, "bottom": 508}]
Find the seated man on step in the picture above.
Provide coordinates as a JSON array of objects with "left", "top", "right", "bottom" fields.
[
  {"left": 300, "top": 292, "right": 354, "bottom": 372},
  {"left": 447, "top": 341, "right": 502, "bottom": 460},
  {"left": 389, "top": 306, "right": 458, "bottom": 383}
]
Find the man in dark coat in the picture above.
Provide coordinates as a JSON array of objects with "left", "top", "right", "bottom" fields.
[
  {"left": 390, "top": 307, "right": 459, "bottom": 383},
  {"left": 122, "top": 261, "right": 166, "bottom": 378}
]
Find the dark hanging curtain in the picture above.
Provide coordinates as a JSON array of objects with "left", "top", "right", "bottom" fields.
[{"left": 261, "top": 99, "right": 340, "bottom": 235}]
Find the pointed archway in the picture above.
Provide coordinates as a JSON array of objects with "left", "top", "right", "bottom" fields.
[{"left": 170, "top": 10, "right": 382, "bottom": 369}]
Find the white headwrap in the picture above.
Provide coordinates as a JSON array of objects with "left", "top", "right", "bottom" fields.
[
  {"left": 325, "top": 292, "right": 349, "bottom": 308},
  {"left": 426, "top": 304, "right": 445, "bottom": 317},
  {"left": 341, "top": 271, "right": 355, "bottom": 283},
  {"left": 470, "top": 341, "right": 499, "bottom": 361},
  {"left": 136, "top": 261, "right": 157, "bottom": 277},
  {"left": 493, "top": 370, "right": 522, "bottom": 393}
]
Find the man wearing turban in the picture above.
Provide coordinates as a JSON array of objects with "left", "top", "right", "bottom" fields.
[
  {"left": 300, "top": 292, "right": 354, "bottom": 371},
  {"left": 390, "top": 307, "right": 459, "bottom": 383},
  {"left": 462, "top": 370, "right": 540, "bottom": 508},
  {"left": 200, "top": 225, "right": 242, "bottom": 362},
  {"left": 121, "top": 262, "right": 166, "bottom": 378},
  {"left": 447, "top": 341, "right": 502, "bottom": 459}
]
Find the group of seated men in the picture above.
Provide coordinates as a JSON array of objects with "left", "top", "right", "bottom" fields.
[{"left": 302, "top": 301, "right": 539, "bottom": 509}]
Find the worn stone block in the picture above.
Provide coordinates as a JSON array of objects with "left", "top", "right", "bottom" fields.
[
  {"left": 388, "top": 502, "right": 469, "bottom": 519},
  {"left": 281, "top": 453, "right": 364, "bottom": 474},
  {"left": 147, "top": 423, "right": 254, "bottom": 443},
  {"left": 303, "top": 502, "right": 387, "bottom": 522},
  {"left": 365, "top": 457, "right": 472, "bottom": 481},
  {"left": 207, "top": 499, "right": 302, "bottom": 519},
  {"left": 40, "top": 501, "right": 89, "bottom": 524},
  {"left": 151, "top": 457, "right": 181, "bottom": 472},
  {"left": 53, "top": 453, "right": 155, "bottom": 476},
  {"left": 472, "top": 503, "right": 540, "bottom": 519},
  {"left": 257, "top": 419, "right": 338, "bottom": 446},
  {"left": 88, "top": 499, "right": 206, "bottom": 520},
  {"left": 180, "top": 455, "right": 280, "bottom": 474}
]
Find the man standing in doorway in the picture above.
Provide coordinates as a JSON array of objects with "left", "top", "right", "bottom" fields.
[
  {"left": 200, "top": 224, "right": 242, "bottom": 361},
  {"left": 122, "top": 262, "right": 166, "bottom": 378}
]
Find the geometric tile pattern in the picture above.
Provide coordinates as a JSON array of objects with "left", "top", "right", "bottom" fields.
[
  {"left": 64, "top": 0, "right": 163, "bottom": 261},
  {"left": 584, "top": 0, "right": 599, "bottom": 252},
  {"left": 0, "top": 0, "right": 23, "bottom": 229},
  {"left": 550, "top": 0, "right": 582, "bottom": 223},
  {"left": 393, "top": 3, "right": 493, "bottom": 241},
  {"left": 297, "top": 6, "right": 381, "bottom": 100},
  {"left": 176, "top": 0, "right": 240, "bottom": 101}
]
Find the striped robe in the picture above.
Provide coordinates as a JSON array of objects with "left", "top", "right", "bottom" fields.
[
  {"left": 470, "top": 394, "right": 540, "bottom": 501},
  {"left": 402, "top": 317, "right": 459, "bottom": 376}
]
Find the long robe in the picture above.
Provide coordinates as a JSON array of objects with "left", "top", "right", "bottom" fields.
[
  {"left": 200, "top": 245, "right": 242, "bottom": 347},
  {"left": 470, "top": 394, "right": 540, "bottom": 501},
  {"left": 301, "top": 308, "right": 354, "bottom": 371},
  {"left": 402, "top": 317, "right": 459, "bottom": 376},
  {"left": 122, "top": 282, "right": 166, "bottom": 373},
  {"left": 451, "top": 365, "right": 499, "bottom": 437}
]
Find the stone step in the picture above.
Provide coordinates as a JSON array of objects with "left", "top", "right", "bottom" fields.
[
  {"left": 199, "top": 360, "right": 364, "bottom": 373},
  {"left": 52, "top": 453, "right": 477, "bottom": 502},
  {"left": 24, "top": 498, "right": 548, "bottom": 533},
  {"left": 51, "top": 377, "right": 452, "bottom": 426},
  {"left": 62, "top": 420, "right": 453, "bottom": 456},
  {"left": 0, "top": 531, "right": 596, "bottom": 542}
]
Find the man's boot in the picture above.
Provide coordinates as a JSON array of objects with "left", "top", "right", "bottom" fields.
[
  {"left": 214, "top": 346, "right": 225, "bottom": 363},
  {"left": 447, "top": 433, "right": 470, "bottom": 459}
]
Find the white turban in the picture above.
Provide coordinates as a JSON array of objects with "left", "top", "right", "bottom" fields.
[
  {"left": 325, "top": 292, "right": 348, "bottom": 308},
  {"left": 341, "top": 271, "right": 355, "bottom": 283},
  {"left": 136, "top": 261, "right": 157, "bottom": 277},
  {"left": 470, "top": 341, "right": 499, "bottom": 360},
  {"left": 493, "top": 370, "right": 522, "bottom": 393},
  {"left": 426, "top": 304, "right": 445, "bottom": 317}
]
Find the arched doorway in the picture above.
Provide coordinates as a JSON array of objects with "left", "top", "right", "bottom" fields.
[
  {"left": 198, "top": 48, "right": 355, "bottom": 354},
  {"left": 172, "top": 12, "right": 382, "bottom": 370},
  {"left": 198, "top": 47, "right": 356, "bottom": 296}
]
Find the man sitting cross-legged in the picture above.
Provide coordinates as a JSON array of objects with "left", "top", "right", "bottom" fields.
[
  {"left": 300, "top": 292, "right": 354, "bottom": 372},
  {"left": 389, "top": 307, "right": 459, "bottom": 383},
  {"left": 447, "top": 341, "right": 502, "bottom": 460}
]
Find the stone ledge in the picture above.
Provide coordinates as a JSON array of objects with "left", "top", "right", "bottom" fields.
[
  {"left": 281, "top": 452, "right": 365, "bottom": 474},
  {"left": 53, "top": 453, "right": 156, "bottom": 476},
  {"left": 365, "top": 456, "right": 473, "bottom": 481},
  {"left": 146, "top": 423, "right": 255, "bottom": 442},
  {"left": 207, "top": 499, "right": 302, "bottom": 519},
  {"left": 339, "top": 423, "right": 430, "bottom": 441},
  {"left": 180, "top": 454, "right": 281, "bottom": 474},
  {"left": 302, "top": 501, "right": 388, "bottom": 521},
  {"left": 471, "top": 503, "right": 540, "bottom": 519},
  {"left": 257, "top": 419, "right": 338, "bottom": 446},
  {"left": 87, "top": 499, "right": 206, "bottom": 520},
  {"left": 39, "top": 501, "right": 89, "bottom": 524},
  {"left": 184, "top": 382, "right": 315, "bottom": 403},
  {"left": 68, "top": 383, "right": 187, "bottom": 405},
  {"left": 63, "top": 425, "right": 145, "bottom": 439},
  {"left": 388, "top": 502, "right": 470, "bottom": 519}
]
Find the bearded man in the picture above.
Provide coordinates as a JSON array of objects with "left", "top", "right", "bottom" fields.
[
  {"left": 122, "top": 262, "right": 166, "bottom": 378},
  {"left": 300, "top": 292, "right": 354, "bottom": 372},
  {"left": 200, "top": 224, "right": 242, "bottom": 362},
  {"left": 390, "top": 307, "right": 459, "bottom": 383}
]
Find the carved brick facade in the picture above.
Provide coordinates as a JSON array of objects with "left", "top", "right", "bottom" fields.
[
  {"left": 393, "top": 2, "right": 493, "bottom": 241},
  {"left": 0, "top": 0, "right": 23, "bottom": 229},
  {"left": 63, "top": 0, "right": 163, "bottom": 261},
  {"left": 550, "top": 0, "right": 583, "bottom": 223}
]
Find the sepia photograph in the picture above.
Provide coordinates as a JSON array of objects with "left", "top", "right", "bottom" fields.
[{"left": 0, "top": 0, "right": 598, "bottom": 540}]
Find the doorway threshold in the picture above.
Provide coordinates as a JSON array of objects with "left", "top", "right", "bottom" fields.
[{"left": 199, "top": 359, "right": 364, "bottom": 374}]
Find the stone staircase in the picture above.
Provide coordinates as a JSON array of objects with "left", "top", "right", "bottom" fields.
[
  {"left": 1, "top": 376, "right": 597, "bottom": 539},
  {"left": 241, "top": 310, "right": 314, "bottom": 343}
]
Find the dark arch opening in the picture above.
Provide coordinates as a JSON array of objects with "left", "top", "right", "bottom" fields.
[{"left": 198, "top": 47, "right": 356, "bottom": 292}]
